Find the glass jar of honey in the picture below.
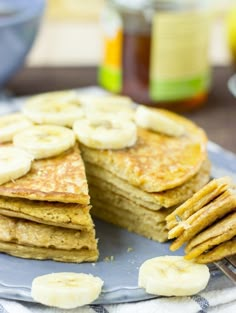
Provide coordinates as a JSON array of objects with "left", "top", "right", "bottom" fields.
[{"left": 99, "top": 0, "right": 212, "bottom": 112}]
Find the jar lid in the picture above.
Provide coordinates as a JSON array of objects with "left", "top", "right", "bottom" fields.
[
  {"left": 110, "top": 0, "right": 202, "bottom": 11},
  {"left": 110, "top": 0, "right": 149, "bottom": 10}
]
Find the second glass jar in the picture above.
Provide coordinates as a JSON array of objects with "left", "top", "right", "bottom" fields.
[{"left": 99, "top": 0, "right": 212, "bottom": 112}]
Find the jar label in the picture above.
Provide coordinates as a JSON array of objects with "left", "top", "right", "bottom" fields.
[
  {"left": 149, "top": 12, "right": 211, "bottom": 101},
  {"left": 98, "top": 6, "right": 122, "bottom": 93}
]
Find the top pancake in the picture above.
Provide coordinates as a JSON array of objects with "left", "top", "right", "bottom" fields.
[
  {"left": 0, "top": 144, "right": 89, "bottom": 204},
  {"left": 81, "top": 110, "right": 207, "bottom": 193}
]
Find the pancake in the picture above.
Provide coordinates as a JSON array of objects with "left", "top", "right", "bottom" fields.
[
  {"left": 185, "top": 212, "right": 236, "bottom": 259},
  {"left": 81, "top": 112, "right": 207, "bottom": 193},
  {"left": 0, "top": 144, "right": 89, "bottom": 204},
  {"left": 89, "top": 184, "right": 173, "bottom": 224},
  {"left": 167, "top": 177, "right": 232, "bottom": 237},
  {"left": 0, "top": 214, "right": 97, "bottom": 250},
  {"left": 0, "top": 196, "right": 93, "bottom": 230},
  {"left": 170, "top": 189, "right": 236, "bottom": 251},
  {"left": 195, "top": 238, "right": 236, "bottom": 264},
  {"left": 0, "top": 214, "right": 98, "bottom": 262},
  {"left": 0, "top": 242, "right": 98, "bottom": 263},
  {"left": 91, "top": 199, "right": 168, "bottom": 242},
  {"left": 85, "top": 159, "right": 210, "bottom": 210}
]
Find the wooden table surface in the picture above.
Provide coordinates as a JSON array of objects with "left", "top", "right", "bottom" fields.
[{"left": 6, "top": 66, "right": 236, "bottom": 153}]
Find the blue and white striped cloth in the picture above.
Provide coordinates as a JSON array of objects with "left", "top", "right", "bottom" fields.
[{"left": 0, "top": 286, "right": 236, "bottom": 313}]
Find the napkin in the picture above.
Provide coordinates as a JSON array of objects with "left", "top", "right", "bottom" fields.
[{"left": 0, "top": 286, "right": 236, "bottom": 313}]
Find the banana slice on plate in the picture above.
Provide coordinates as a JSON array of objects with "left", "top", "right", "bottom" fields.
[
  {"left": 0, "top": 113, "right": 33, "bottom": 143},
  {"left": 0, "top": 147, "right": 33, "bottom": 185},
  {"left": 138, "top": 256, "right": 210, "bottom": 296},
  {"left": 73, "top": 118, "right": 137, "bottom": 150},
  {"left": 31, "top": 272, "right": 103, "bottom": 309},
  {"left": 79, "top": 95, "right": 135, "bottom": 122},
  {"left": 13, "top": 125, "right": 75, "bottom": 159},
  {"left": 135, "top": 105, "right": 185, "bottom": 137},
  {"left": 23, "top": 91, "right": 84, "bottom": 127}
]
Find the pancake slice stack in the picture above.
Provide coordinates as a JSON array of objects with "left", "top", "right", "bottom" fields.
[
  {"left": 0, "top": 145, "right": 98, "bottom": 263},
  {"left": 167, "top": 177, "right": 236, "bottom": 263},
  {"left": 81, "top": 114, "right": 210, "bottom": 243}
]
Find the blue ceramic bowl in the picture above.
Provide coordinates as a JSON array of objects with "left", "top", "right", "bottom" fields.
[{"left": 0, "top": 0, "right": 45, "bottom": 87}]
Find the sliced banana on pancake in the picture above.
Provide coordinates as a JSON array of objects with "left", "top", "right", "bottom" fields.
[
  {"left": 73, "top": 118, "right": 137, "bottom": 150},
  {"left": 0, "top": 147, "right": 33, "bottom": 185},
  {"left": 31, "top": 272, "right": 103, "bottom": 309},
  {"left": 79, "top": 95, "right": 135, "bottom": 122},
  {"left": 138, "top": 256, "right": 210, "bottom": 296},
  {"left": 23, "top": 91, "right": 84, "bottom": 127},
  {"left": 13, "top": 125, "right": 75, "bottom": 159},
  {"left": 0, "top": 113, "right": 33, "bottom": 143},
  {"left": 135, "top": 105, "right": 185, "bottom": 137},
  {"left": 79, "top": 94, "right": 133, "bottom": 109}
]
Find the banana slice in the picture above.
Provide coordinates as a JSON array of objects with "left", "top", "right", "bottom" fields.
[
  {"left": 23, "top": 91, "right": 84, "bottom": 127},
  {"left": 135, "top": 106, "right": 185, "bottom": 137},
  {"left": 79, "top": 94, "right": 133, "bottom": 109},
  {"left": 0, "top": 113, "right": 33, "bottom": 143},
  {"left": 31, "top": 272, "right": 103, "bottom": 309},
  {"left": 13, "top": 125, "right": 75, "bottom": 159},
  {"left": 0, "top": 147, "right": 33, "bottom": 185},
  {"left": 79, "top": 95, "right": 135, "bottom": 122},
  {"left": 138, "top": 256, "right": 210, "bottom": 296},
  {"left": 73, "top": 118, "right": 137, "bottom": 150}
]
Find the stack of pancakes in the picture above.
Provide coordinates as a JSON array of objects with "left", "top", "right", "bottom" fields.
[
  {"left": 0, "top": 109, "right": 211, "bottom": 262},
  {"left": 0, "top": 144, "right": 98, "bottom": 262},
  {"left": 81, "top": 112, "right": 210, "bottom": 243}
]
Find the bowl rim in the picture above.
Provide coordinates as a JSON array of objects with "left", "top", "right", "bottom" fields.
[
  {"left": 0, "top": 0, "right": 45, "bottom": 27},
  {"left": 228, "top": 74, "right": 236, "bottom": 97}
]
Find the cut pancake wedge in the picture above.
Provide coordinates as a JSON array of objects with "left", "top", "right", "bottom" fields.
[
  {"left": 0, "top": 242, "right": 98, "bottom": 263},
  {"left": 0, "top": 144, "right": 89, "bottom": 204},
  {"left": 196, "top": 238, "right": 236, "bottom": 264},
  {"left": 0, "top": 214, "right": 98, "bottom": 263},
  {"left": 166, "top": 177, "right": 236, "bottom": 263},
  {"left": 0, "top": 196, "right": 93, "bottom": 230},
  {"left": 0, "top": 142, "right": 98, "bottom": 263},
  {"left": 185, "top": 212, "right": 236, "bottom": 259},
  {"left": 170, "top": 189, "right": 236, "bottom": 251},
  {"left": 166, "top": 177, "right": 231, "bottom": 230}
]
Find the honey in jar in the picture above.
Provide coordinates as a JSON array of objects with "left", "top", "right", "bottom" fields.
[{"left": 99, "top": 0, "right": 212, "bottom": 112}]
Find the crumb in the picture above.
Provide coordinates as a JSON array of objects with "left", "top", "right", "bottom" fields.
[
  {"left": 11, "top": 178, "right": 16, "bottom": 184},
  {"left": 127, "top": 247, "right": 134, "bottom": 253},
  {"left": 180, "top": 221, "right": 191, "bottom": 230},
  {"left": 175, "top": 214, "right": 182, "bottom": 223},
  {"left": 103, "top": 256, "right": 114, "bottom": 262},
  {"left": 92, "top": 263, "right": 96, "bottom": 267}
]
